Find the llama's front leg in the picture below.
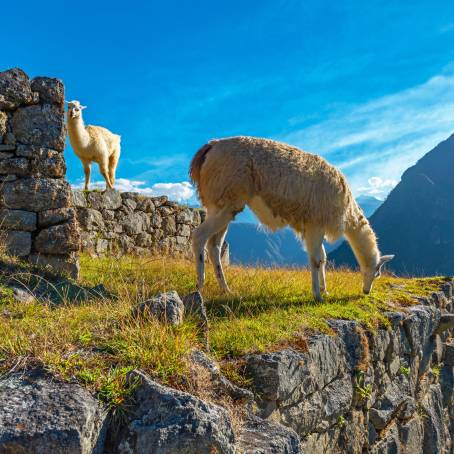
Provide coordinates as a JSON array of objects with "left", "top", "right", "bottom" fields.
[
  {"left": 83, "top": 162, "right": 91, "bottom": 190},
  {"left": 304, "top": 227, "right": 325, "bottom": 302},
  {"left": 207, "top": 227, "right": 230, "bottom": 293},
  {"left": 319, "top": 244, "right": 328, "bottom": 294},
  {"left": 191, "top": 208, "right": 233, "bottom": 291}
]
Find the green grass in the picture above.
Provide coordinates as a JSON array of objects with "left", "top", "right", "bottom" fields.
[{"left": 0, "top": 253, "right": 449, "bottom": 411}]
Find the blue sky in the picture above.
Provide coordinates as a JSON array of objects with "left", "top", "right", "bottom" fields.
[{"left": 3, "top": 0, "right": 454, "bottom": 203}]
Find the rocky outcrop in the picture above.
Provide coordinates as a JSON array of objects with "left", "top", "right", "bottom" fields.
[
  {"left": 2, "top": 282, "right": 454, "bottom": 453},
  {"left": 0, "top": 68, "right": 80, "bottom": 278},
  {"left": 0, "top": 369, "right": 107, "bottom": 454},
  {"left": 73, "top": 189, "right": 211, "bottom": 259}
]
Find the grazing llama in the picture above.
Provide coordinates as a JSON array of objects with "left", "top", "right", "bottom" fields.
[
  {"left": 66, "top": 100, "right": 121, "bottom": 190},
  {"left": 189, "top": 136, "right": 394, "bottom": 301}
]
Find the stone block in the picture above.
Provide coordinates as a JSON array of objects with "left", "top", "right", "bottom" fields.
[
  {"left": 0, "top": 68, "right": 35, "bottom": 110},
  {"left": 30, "top": 77, "right": 64, "bottom": 108},
  {"left": 38, "top": 207, "right": 76, "bottom": 228},
  {"left": 0, "top": 209, "right": 36, "bottom": 232},
  {"left": 35, "top": 220, "right": 80, "bottom": 254},
  {"left": 1, "top": 177, "right": 72, "bottom": 211},
  {"left": 1, "top": 230, "right": 31, "bottom": 256},
  {"left": 0, "top": 157, "right": 30, "bottom": 175},
  {"left": 133, "top": 291, "right": 184, "bottom": 326},
  {"left": 11, "top": 104, "right": 66, "bottom": 151},
  {"left": 28, "top": 253, "right": 80, "bottom": 279},
  {"left": 75, "top": 208, "right": 104, "bottom": 231}
]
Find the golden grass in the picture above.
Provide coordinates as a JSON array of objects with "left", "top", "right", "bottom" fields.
[{"left": 0, "top": 253, "right": 448, "bottom": 410}]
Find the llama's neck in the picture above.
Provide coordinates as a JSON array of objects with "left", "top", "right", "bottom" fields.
[
  {"left": 345, "top": 219, "right": 380, "bottom": 271},
  {"left": 68, "top": 116, "right": 90, "bottom": 150}
]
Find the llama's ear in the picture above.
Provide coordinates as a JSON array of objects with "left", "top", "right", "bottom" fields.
[
  {"left": 80, "top": 105, "right": 87, "bottom": 110},
  {"left": 376, "top": 254, "right": 394, "bottom": 275},
  {"left": 380, "top": 255, "right": 395, "bottom": 264}
]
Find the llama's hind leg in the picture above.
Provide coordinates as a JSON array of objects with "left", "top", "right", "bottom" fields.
[
  {"left": 108, "top": 146, "right": 120, "bottom": 187},
  {"left": 191, "top": 208, "right": 234, "bottom": 291},
  {"left": 207, "top": 226, "right": 230, "bottom": 293},
  {"left": 304, "top": 227, "right": 325, "bottom": 302},
  {"left": 319, "top": 244, "right": 328, "bottom": 294}
]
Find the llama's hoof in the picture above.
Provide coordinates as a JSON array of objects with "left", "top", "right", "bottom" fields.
[{"left": 314, "top": 295, "right": 324, "bottom": 303}]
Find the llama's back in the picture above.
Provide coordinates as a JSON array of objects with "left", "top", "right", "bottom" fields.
[
  {"left": 87, "top": 125, "right": 121, "bottom": 155},
  {"left": 197, "top": 136, "right": 360, "bottom": 240}
]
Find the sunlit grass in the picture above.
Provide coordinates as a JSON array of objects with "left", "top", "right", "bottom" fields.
[{"left": 0, "top": 253, "right": 448, "bottom": 410}]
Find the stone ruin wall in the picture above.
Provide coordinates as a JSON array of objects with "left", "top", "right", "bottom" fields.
[
  {"left": 73, "top": 189, "right": 206, "bottom": 258},
  {"left": 0, "top": 68, "right": 80, "bottom": 278}
]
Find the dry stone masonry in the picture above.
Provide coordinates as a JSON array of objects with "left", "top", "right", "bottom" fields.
[
  {"left": 0, "top": 68, "right": 80, "bottom": 277},
  {"left": 73, "top": 189, "right": 206, "bottom": 258}
]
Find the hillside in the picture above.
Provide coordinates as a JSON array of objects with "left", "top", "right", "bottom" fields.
[
  {"left": 227, "top": 196, "right": 382, "bottom": 267},
  {"left": 330, "top": 133, "right": 454, "bottom": 276}
]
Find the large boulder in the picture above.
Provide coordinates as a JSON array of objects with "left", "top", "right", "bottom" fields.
[
  {"left": 1, "top": 177, "right": 72, "bottom": 211},
  {"left": 0, "top": 369, "right": 107, "bottom": 453},
  {"left": 0, "top": 68, "right": 35, "bottom": 110},
  {"left": 11, "top": 104, "right": 66, "bottom": 151},
  {"left": 35, "top": 219, "right": 80, "bottom": 254},
  {"left": 107, "top": 370, "right": 236, "bottom": 453},
  {"left": 30, "top": 77, "right": 64, "bottom": 108}
]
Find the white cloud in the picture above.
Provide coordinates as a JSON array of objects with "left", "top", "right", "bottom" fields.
[
  {"left": 73, "top": 178, "right": 195, "bottom": 203},
  {"left": 357, "top": 176, "right": 398, "bottom": 199},
  {"left": 280, "top": 69, "right": 454, "bottom": 198}
]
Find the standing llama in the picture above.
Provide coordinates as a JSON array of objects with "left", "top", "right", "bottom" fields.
[
  {"left": 67, "top": 100, "right": 121, "bottom": 190},
  {"left": 189, "top": 136, "right": 394, "bottom": 301}
]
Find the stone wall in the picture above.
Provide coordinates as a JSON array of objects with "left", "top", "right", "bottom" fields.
[
  {"left": 0, "top": 68, "right": 79, "bottom": 278},
  {"left": 73, "top": 189, "right": 207, "bottom": 258}
]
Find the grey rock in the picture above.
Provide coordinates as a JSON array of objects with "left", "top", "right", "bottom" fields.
[
  {"left": 78, "top": 208, "right": 104, "bottom": 231},
  {"left": 38, "top": 207, "right": 76, "bottom": 228},
  {"left": 135, "top": 232, "right": 152, "bottom": 248},
  {"left": 1, "top": 177, "right": 72, "bottom": 211},
  {"left": 136, "top": 197, "right": 155, "bottom": 212},
  {"left": 421, "top": 385, "right": 447, "bottom": 454},
  {"left": 101, "top": 189, "right": 122, "bottom": 210},
  {"left": 435, "top": 314, "right": 454, "bottom": 334},
  {"left": 369, "top": 423, "right": 401, "bottom": 454},
  {"left": 162, "top": 216, "right": 177, "bottom": 234},
  {"left": 0, "top": 68, "right": 34, "bottom": 110},
  {"left": 369, "top": 380, "right": 409, "bottom": 430},
  {"left": 439, "top": 364, "right": 454, "bottom": 407},
  {"left": 0, "top": 368, "right": 107, "bottom": 453},
  {"left": 4, "top": 132, "right": 16, "bottom": 145},
  {"left": 72, "top": 190, "right": 87, "bottom": 208},
  {"left": 31, "top": 148, "right": 66, "bottom": 177},
  {"left": 398, "top": 417, "right": 424, "bottom": 454},
  {"left": 123, "top": 197, "right": 137, "bottom": 211},
  {"left": 441, "top": 283, "right": 453, "bottom": 299},
  {"left": 101, "top": 209, "right": 115, "bottom": 221},
  {"left": 176, "top": 209, "right": 192, "bottom": 224},
  {"left": 2, "top": 230, "right": 31, "bottom": 256},
  {"left": 189, "top": 349, "right": 253, "bottom": 402},
  {"left": 11, "top": 286, "right": 35, "bottom": 303},
  {"left": 121, "top": 211, "right": 143, "bottom": 235},
  {"left": 134, "top": 290, "right": 184, "bottom": 325},
  {"left": 28, "top": 252, "right": 80, "bottom": 279},
  {"left": 31, "top": 76, "right": 64, "bottom": 107},
  {"left": 11, "top": 104, "right": 66, "bottom": 151},
  {"left": 35, "top": 220, "right": 80, "bottom": 254},
  {"left": 0, "top": 157, "right": 30, "bottom": 175},
  {"left": 403, "top": 306, "right": 440, "bottom": 355},
  {"left": 108, "top": 369, "right": 235, "bottom": 454},
  {"left": 238, "top": 415, "right": 301, "bottom": 454},
  {"left": 0, "top": 209, "right": 36, "bottom": 231}
]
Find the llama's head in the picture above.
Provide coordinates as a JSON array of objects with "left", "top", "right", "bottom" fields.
[
  {"left": 362, "top": 254, "right": 395, "bottom": 294},
  {"left": 66, "top": 100, "right": 86, "bottom": 119}
]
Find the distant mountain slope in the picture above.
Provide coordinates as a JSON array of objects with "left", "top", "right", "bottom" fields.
[
  {"left": 329, "top": 134, "right": 454, "bottom": 276},
  {"left": 226, "top": 196, "right": 382, "bottom": 267}
]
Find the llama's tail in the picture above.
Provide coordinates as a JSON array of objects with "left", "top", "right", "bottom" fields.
[{"left": 189, "top": 143, "right": 212, "bottom": 188}]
